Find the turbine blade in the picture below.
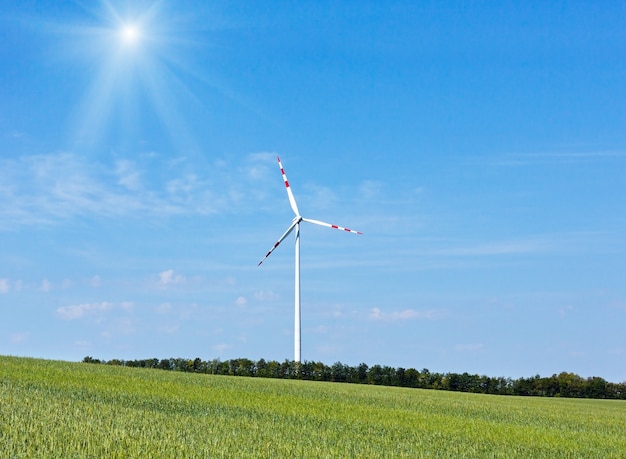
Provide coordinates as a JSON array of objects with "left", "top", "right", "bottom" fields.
[
  {"left": 277, "top": 156, "right": 300, "bottom": 217},
  {"left": 258, "top": 220, "right": 299, "bottom": 266},
  {"left": 302, "top": 217, "right": 362, "bottom": 235}
]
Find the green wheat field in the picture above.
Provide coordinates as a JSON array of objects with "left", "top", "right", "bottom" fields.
[{"left": 1, "top": 356, "right": 625, "bottom": 458}]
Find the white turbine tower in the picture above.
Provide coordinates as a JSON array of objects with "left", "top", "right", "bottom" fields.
[{"left": 258, "top": 156, "right": 361, "bottom": 363}]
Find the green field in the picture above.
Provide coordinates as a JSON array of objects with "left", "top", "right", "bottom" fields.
[{"left": 1, "top": 356, "right": 625, "bottom": 458}]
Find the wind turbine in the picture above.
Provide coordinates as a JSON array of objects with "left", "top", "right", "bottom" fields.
[{"left": 258, "top": 156, "right": 361, "bottom": 363}]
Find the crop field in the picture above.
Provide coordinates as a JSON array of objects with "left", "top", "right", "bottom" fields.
[{"left": 1, "top": 356, "right": 625, "bottom": 458}]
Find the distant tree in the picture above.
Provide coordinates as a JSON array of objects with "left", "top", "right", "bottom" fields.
[
  {"left": 418, "top": 368, "right": 436, "bottom": 389},
  {"left": 556, "top": 372, "right": 585, "bottom": 398},
  {"left": 191, "top": 358, "right": 203, "bottom": 372},
  {"left": 307, "top": 361, "right": 330, "bottom": 381},
  {"left": 585, "top": 377, "right": 607, "bottom": 399},
  {"left": 356, "top": 363, "right": 369, "bottom": 384},
  {"left": 368, "top": 365, "right": 383, "bottom": 385},
  {"left": 234, "top": 358, "right": 255, "bottom": 377},
  {"left": 331, "top": 362, "right": 348, "bottom": 382},
  {"left": 404, "top": 368, "right": 419, "bottom": 388},
  {"left": 394, "top": 367, "right": 406, "bottom": 387},
  {"left": 381, "top": 366, "right": 396, "bottom": 386},
  {"left": 280, "top": 360, "right": 298, "bottom": 379},
  {"left": 256, "top": 358, "right": 268, "bottom": 377},
  {"left": 606, "top": 382, "right": 626, "bottom": 400},
  {"left": 205, "top": 359, "right": 221, "bottom": 374},
  {"left": 542, "top": 375, "right": 560, "bottom": 397},
  {"left": 299, "top": 361, "right": 313, "bottom": 380},
  {"left": 79, "top": 355, "right": 624, "bottom": 400},
  {"left": 157, "top": 358, "right": 172, "bottom": 371},
  {"left": 265, "top": 360, "right": 282, "bottom": 378}
]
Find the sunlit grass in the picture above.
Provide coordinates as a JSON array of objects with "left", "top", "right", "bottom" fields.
[{"left": 1, "top": 356, "right": 625, "bottom": 457}]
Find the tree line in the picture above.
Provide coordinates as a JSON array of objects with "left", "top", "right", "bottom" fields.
[{"left": 82, "top": 356, "right": 626, "bottom": 400}]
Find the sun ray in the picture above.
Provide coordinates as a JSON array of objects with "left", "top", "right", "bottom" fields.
[{"left": 59, "top": 1, "right": 209, "bottom": 157}]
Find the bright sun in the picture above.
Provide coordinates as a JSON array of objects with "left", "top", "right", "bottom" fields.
[
  {"left": 121, "top": 25, "right": 140, "bottom": 45},
  {"left": 67, "top": 2, "right": 205, "bottom": 153}
]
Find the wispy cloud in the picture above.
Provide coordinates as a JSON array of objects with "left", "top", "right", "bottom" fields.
[
  {"left": 558, "top": 305, "right": 573, "bottom": 318},
  {"left": 235, "top": 296, "right": 247, "bottom": 306},
  {"left": 0, "top": 279, "right": 9, "bottom": 294},
  {"left": 11, "top": 332, "right": 30, "bottom": 344},
  {"left": 302, "top": 183, "right": 337, "bottom": 210},
  {"left": 359, "top": 180, "right": 384, "bottom": 199},
  {"left": 158, "top": 269, "right": 185, "bottom": 287},
  {"left": 40, "top": 279, "right": 52, "bottom": 293},
  {"left": 115, "top": 159, "right": 142, "bottom": 190},
  {"left": 56, "top": 301, "right": 114, "bottom": 320},
  {"left": 156, "top": 302, "right": 172, "bottom": 314},
  {"left": 213, "top": 343, "right": 231, "bottom": 352},
  {"left": 242, "top": 152, "right": 276, "bottom": 181},
  {"left": 368, "top": 307, "right": 443, "bottom": 322},
  {"left": 365, "top": 232, "right": 617, "bottom": 272},
  {"left": 101, "top": 317, "right": 135, "bottom": 337},
  {"left": 0, "top": 152, "right": 280, "bottom": 229}
]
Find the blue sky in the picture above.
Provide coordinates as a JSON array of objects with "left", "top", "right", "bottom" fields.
[{"left": 1, "top": 1, "right": 625, "bottom": 382}]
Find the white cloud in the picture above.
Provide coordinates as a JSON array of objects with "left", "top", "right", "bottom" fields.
[
  {"left": 11, "top": 332, "right": 30, "bottom": 344},
  {"left": 368, "top": 307, "right": 440, "bottom": 322},
  {"left": 115, "top": 160, "right": 142, "bottom": 190},
  {"left": 253, "top": 290, "right": 279, "bottom": 301},
  {"left": 609, "top": 301, "right": 626, "bottom": 311},
  {"left": 159, "top": 269, "right": 185, "bottom": 286},
  {"left": 314, "top": 325, "right": 330, "bottom": 334},
  {"left": 158, "top": 324, "right": 180, "bottom": 334},
  {"left": 558, "top": 305, "right": 573, "bottom": 318},
  {"left": 223, "top": 277, "right": 237, "bottom": 286},
  {"left": 235, "top": 296, "right": 247, "bottom": 306},
  {"left": 305, "top": 183, "right": 337, "bottom": 210},
  {"left": 241, "top": 152, "right": 277, "bottom": 184},
  {"left": 156, "top": 302, "right": 172, "bottom": 314},
  {"left": 40, "top": 279, "right": 52, "bottom": 293},
  {"left": 56, "top": 301, "right": 113, "bottom": 320},
  {"left": 0, "top": 151, "right": 320, "bottom": 230},
  {"left": 154, "top": 302, "right": 199, "bottom": 320},
  {"left": 166, "top": 173, "right": 200, "bottom": 196},
  {"left": 120, "top": 301, "right": 135, "bottom": 311},
  {"left": 213, "top": 343, "right": 231, "bottom": 352},
  {"left": 359, "top": 180, "right": 383, "bottom": 199},
  {"left": 0, "top": 152, "right": 261, "bottom": 229},
  {"left": 110, "top": 317, "right": 135, "bottom": 336},
  {"left": 0, "top": 279, "right": 9, "bottom": 294}
]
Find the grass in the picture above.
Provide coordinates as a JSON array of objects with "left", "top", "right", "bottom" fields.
[{"left": 1, "top": 356, "right": 625, "bottom": 458}]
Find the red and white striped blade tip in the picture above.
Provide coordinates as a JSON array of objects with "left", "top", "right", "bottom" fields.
[
  {"left": 277, "top": 157, "right": 300, "bottom": 216},
  {"left": 302, "top": 218, "right": 362, "bottom": 234},
  {"left": 258, "top": 221, "right": 298, "bottom": 266}
]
